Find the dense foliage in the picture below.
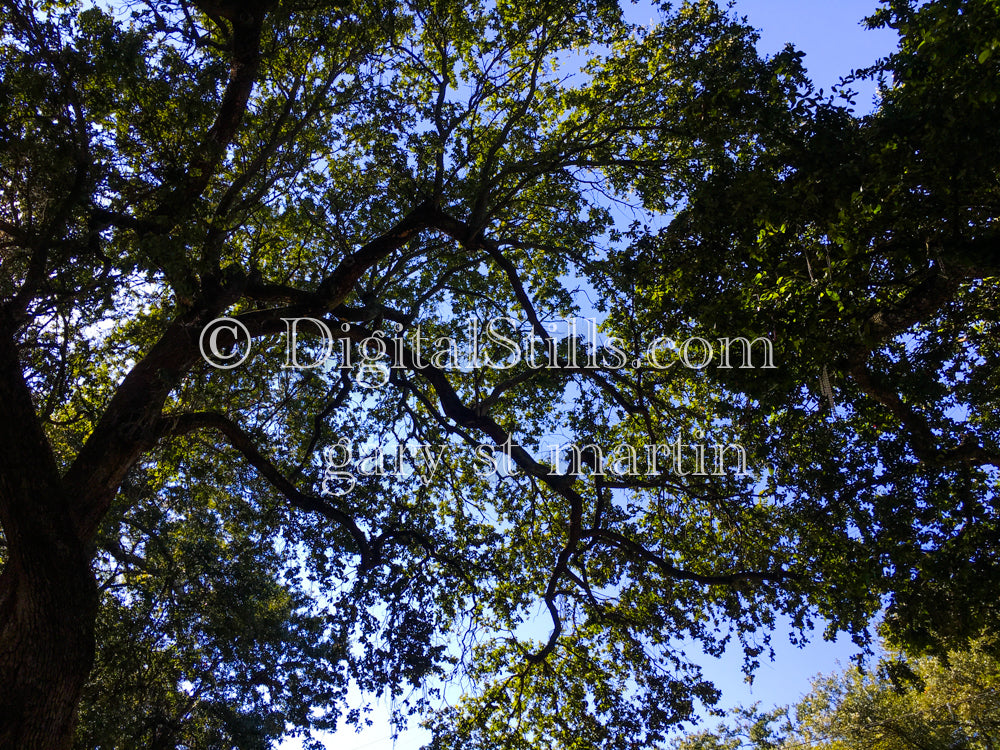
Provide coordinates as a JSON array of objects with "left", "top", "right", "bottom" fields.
[
  {"left": 0, "top": 0, "right": 996, "bottom": 748},
  {"left": 603, "top": 0, "right": 1000, "bottom": 660}
]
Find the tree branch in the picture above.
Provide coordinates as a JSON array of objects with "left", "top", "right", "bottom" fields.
[{"left": 158, "top": 410, "right": 372, "bottom": 561}]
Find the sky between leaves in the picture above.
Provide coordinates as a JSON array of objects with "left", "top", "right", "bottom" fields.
[{"left": 273, "top": 1, "right": 901, "bottom": 748}]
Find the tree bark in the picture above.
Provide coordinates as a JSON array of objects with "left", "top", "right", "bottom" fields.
[
  {"left": 0, "top": 545, "right": 96, "bottom": 750},
  {"left": 0, "top": 333, "right": 97, "bottom": 749}
]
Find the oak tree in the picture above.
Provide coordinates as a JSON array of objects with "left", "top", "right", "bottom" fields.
[{"left": 1, "top": 0, "right": 997, "bottom": 748}]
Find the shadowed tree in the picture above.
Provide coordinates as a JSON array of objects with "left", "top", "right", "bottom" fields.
[{"left": 0, "top": 0, "right": 997, "bottom": 748}]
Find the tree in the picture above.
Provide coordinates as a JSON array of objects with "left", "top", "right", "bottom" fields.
[
  {"left": 671, "top": 635, "right": 1000, "bottom": 750},
  {"left": 599, "top": 0, "right": 1000, "bottom": 660},
  {"left": 0, "top": 0, "right": 997, "bottom": 749}
]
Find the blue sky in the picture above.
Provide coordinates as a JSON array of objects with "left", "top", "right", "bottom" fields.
[
  {"left": 733, "top": 0, "right": 898, "bottom": 113},
  {"left": 283, "top": 2, "right": 901, "bottom": 748}
]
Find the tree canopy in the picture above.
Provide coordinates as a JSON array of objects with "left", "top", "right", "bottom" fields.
[
  {"left": 0, "top": 0, "right": 997, "bottom": 748},
  {"left": 672, "top": 635, "right": 1000, "bottom": 750}
]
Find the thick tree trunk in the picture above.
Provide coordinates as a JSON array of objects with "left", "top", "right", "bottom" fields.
[
  {"left": 0, "top": 333, "right": 97, "bottom": 749},
  {"left": 0, "top": 544, "right": 96, "bottom": 750}
]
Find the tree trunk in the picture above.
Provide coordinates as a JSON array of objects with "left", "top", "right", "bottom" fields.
[
  {"left": 0, "top": 333, "right": 97, "bottom": 749},
  {"left": 0, "top": 544, "right": 96, "bottom": 750}
]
